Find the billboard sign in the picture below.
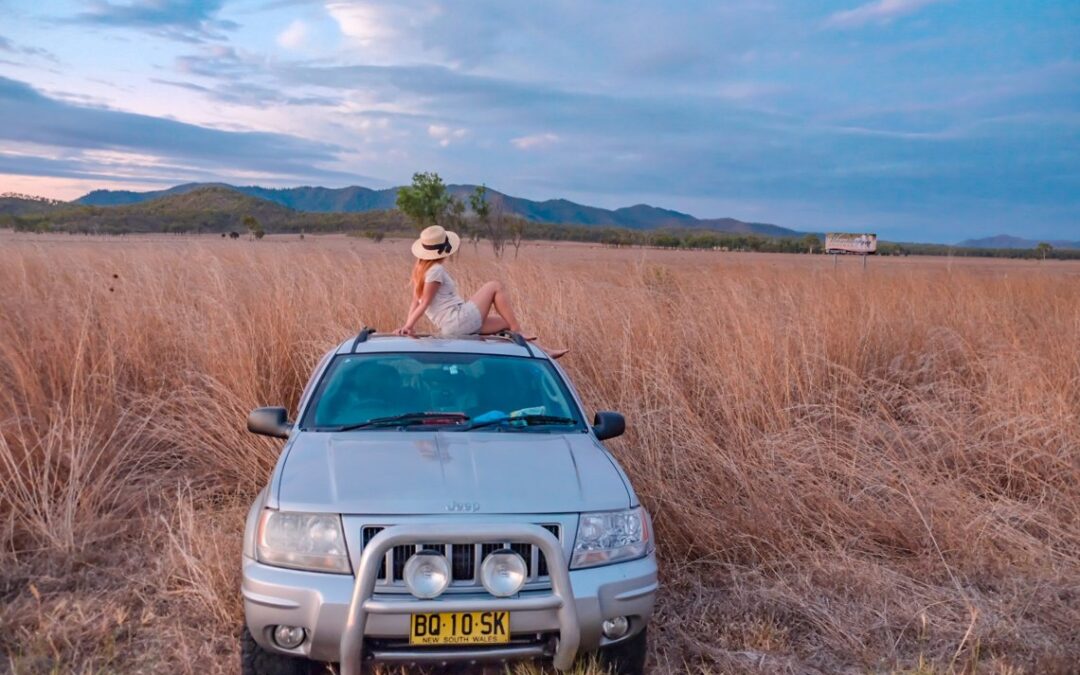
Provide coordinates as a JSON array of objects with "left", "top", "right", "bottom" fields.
[{"left": 826, "top": 233, "right": 877, "bottom": 255}]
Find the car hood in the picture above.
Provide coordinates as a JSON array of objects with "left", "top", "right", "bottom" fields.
[{"left": 274, "top": 431, "right": 632, "bottom": 515}]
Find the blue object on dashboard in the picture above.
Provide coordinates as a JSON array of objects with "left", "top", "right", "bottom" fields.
[{"left": 471, "top": 410, "right": 508, "bottom": 424}]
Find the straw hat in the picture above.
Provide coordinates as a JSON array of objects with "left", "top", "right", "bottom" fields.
[{"left": 411, "top": 225, "right": 461, "bottom": 260}]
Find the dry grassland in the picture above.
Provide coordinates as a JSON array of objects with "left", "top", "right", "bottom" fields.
[{"left": 1, "top": 233, "right": 1078, "bottom": 674}]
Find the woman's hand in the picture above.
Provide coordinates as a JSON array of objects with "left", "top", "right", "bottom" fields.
[{"left": 399, "top": 284, "right": 437, "bottom": 337}]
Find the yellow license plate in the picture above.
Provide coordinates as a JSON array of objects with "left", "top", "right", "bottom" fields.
[{"left": 409, "top": 611, "right": 510, "bottom": 646}]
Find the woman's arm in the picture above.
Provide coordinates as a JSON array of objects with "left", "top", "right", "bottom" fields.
[{"left": 396, "top": 282, "right": 440, "bottom": 335}]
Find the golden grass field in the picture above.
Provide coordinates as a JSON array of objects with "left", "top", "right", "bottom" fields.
[{"left": 1, "top": 232, "right": 1078, "bottom": 674}]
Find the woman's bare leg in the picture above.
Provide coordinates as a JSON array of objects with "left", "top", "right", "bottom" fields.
[
  {"left": 469, "top": 281, "right": 526, "bottom": 334},
  {"left": 471, "top": 280, "right": 567, "bottom": 357},
  {"left": 478, "top": 314, "right": 510, "bottom": 335}
]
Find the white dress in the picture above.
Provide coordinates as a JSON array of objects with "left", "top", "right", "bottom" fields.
[{"left": 424, "top": 264, "right": 483, "bottom": 336}]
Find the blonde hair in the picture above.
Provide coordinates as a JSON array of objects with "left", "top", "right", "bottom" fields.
[{"left": 411, "top": 258, "right": 439, "bottom": 299}]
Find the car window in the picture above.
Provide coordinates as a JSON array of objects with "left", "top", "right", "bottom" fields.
[
  {"left": 296, "top": 349, "right": 334, "bottom": 417},
  {"left": 302, "top": 353, "right": 584, "bottom": 431}
]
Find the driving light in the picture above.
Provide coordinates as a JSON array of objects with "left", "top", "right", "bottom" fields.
[
  {"left": 602, "top": 616, "right": 630, "bottom": 639},
  {"left": 256, "top": 510, "right": 350, "bottom": 574},
  {"left": 273, "top": 625, "right": 306, "bottom": 649},
  {"left": 480, "top": 549, "right": 527, "bottom": 597},
  {"left": 403, "top": 550, "right": 451, "bottom": 599},
  {"left": 571, "top": 507, "right": 652, "bottom": 569}
]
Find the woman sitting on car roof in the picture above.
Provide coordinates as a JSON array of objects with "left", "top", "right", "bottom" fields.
[{"left": 394, "top": 225, "right": 568, "bottom": 359}]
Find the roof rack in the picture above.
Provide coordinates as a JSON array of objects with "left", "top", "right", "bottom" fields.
[
  {"left": 498, "top": 330, "right": 536, "bottom": 357},
  {"left": 348, "top": 327, "right": 536, "bottom": 357},
  {"left": 350, "top": 326, "right": 376, "bottom": 352}
]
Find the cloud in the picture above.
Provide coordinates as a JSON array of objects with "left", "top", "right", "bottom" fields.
[
  {"left": 275, "top": 61, "right": 785, "bottom": 140},
  {"left": 166, "top": 48, "right": 1078, "bottom": 235},
  {"left": 715, "top": 81, "right": 786, "bottom": 101},
  {"left": 276, "top": 19, "right": 308, "bottom": 49},
  {"left": 0, "top": 148, "right": 190, "bottom": 184},
  {"left": 825, "top": 0, "right": 946, "bottom": 28},
  {"left": 326, "top": 2, "right": 404, "bottom": 46},
  {"left": 176, "top": 45, "right": 249, "bottom": 77},
  {"left": 427, "top": 124, "right": 467, "bottom": 147},
  {"left": 171, "top": 45, "right": 347, "bottom": 107},
  {"left": 74, "top": 0, "right": 238, "bottom": 41},
  {"left": 4, "top": 0, "right": 1076, "bottom": 240},
  {"left": 322, "top": 1, "right": 537, "bottom": 69},
  {"left": 511, "top": 133, "right": 559, "bottom": 150},
  {"left": 151, "top": 78, "right": 339, "bottom": 107},
  {"left": 0, "top": 75, "right": 349, "bottom": 182},
  {"left": 0, "top": 34, "right": 57, "bottom": 60}
]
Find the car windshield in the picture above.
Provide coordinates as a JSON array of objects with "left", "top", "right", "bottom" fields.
[{"left": 302, "top": 352, "right": 585, "bottom": 432}]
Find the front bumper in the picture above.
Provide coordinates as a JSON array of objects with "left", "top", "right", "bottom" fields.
[{"left": 243, "top": 523, "right": 657, "bottom": 670}]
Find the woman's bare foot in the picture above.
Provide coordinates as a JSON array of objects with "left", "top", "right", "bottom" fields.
[{"left": 540, "top": 346, "right": 569, "bottom": 359}]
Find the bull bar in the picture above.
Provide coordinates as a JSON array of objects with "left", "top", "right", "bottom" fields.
[{"left": 339, "top": 523, "right": 581, "bottom": 674}]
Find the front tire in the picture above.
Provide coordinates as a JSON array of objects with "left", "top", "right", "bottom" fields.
[
  {"left": 240, "top": 625, "right": 322, "bottom": 675},
  {"left": 598, "top": 627, "right": 648, "bottom": 675}
]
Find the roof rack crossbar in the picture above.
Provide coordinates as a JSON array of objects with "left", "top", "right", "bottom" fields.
[
  {"left": 501, "top": 330, "right": 527, "bottom": 347},
  {"left": 351, "top": 326, "right": 376, "bottom": 352},
  {"left": 499, "top": 330, "right": 536, "bottom": 357}
]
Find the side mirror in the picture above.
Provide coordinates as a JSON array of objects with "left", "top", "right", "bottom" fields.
[
  {"left": 248, "top": 407, "right": 293, "bottom": 439},
  {"left": 592, "top": 411, "right": 625, "bottom": 441}
]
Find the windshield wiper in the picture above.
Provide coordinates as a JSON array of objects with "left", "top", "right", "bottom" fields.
[
  {"left": 335, "top": 412, "right": 469, "bottom": 432},
  {"left": 467, "top": 414, "right": 578, "bottom": 431}
]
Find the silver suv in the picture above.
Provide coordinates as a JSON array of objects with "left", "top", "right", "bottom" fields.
[{"left": 240, "top": 331, "right": 657, "bottom": 674}]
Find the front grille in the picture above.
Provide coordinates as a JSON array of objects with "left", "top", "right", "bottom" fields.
[{"left": 360, "top": 524, "right": 561, "bottom": 589}]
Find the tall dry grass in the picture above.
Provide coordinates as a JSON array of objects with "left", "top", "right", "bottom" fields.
[{"left": 0, "top": 235, "right": 1077, "bottom": 674}]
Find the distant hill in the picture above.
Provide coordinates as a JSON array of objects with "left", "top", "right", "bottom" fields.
[
  {"left": 127, "top": 186, "right": 296, "bottom": 223},
  {"left": 10, "top": 186, "right": 406, "bottom": 235},
  {"left": 77, "top": 182, "right": 804, "bottom": 237},
  {"left": 78, "top": 183, "right": 400, "bottom": 213},
  {"left": 958, "top": 235, "right": 1080, "bottom": 250},
  {"left": 0, "top": 193, "right": 66, "bottom": 216}
]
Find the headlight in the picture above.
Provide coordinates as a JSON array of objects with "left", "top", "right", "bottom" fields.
[
  {"left": 256, "top": 510, "right": 350, "bottom": 574},
  {"left": 480, "top": 549, "right": 528, "bottom": 597},
  {"left": 571, "top": 507, "right": 652, "bottom": 569}
]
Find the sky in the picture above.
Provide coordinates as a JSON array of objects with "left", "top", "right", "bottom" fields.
[{"left": 0, "top": 0, "right": 1077, "bottom": 243}]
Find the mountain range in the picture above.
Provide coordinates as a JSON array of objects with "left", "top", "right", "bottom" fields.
[
  {"left": 957, "top": 235, "right": 1080, "bottom": 250},
  {"left": 1, "top": 186, "right": 405, "bottom": 235},
  {"left": 4, "top": 184, "right": 1072, "bottom": 247},
  {"left": 75, "top": 182, "right": 804, "bottom": 237}
]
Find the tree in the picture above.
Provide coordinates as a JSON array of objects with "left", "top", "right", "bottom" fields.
[
  {"left": 442, "top": 196, "right": 468, "bottom": 251},
  {"left": 242, "top": 214, "right": 263, "bottom": 240},
  {"left": 468, "top": 185, "right": 490, "bottom": 222},
  {"left": 469, "top": 185, "right": 508, "bottom": 256},
  {"left": 802, "top": 234, "right": 822, "bottom": 254},
  {"left": 467, "top": 222, "right": 482, "bottom": 252},
  {"left": 487, "top": 202, "right": 509, "bottom": 258},
  {"left": 468, "top": 184, "right": 491, "bottom": 251},
  {"left": 396, "top": 171, "right": 451, "bottom": 230},
  {"left": 651, "top": 233, "right": 681, "bottom": 248},
  {"left": 1035, "top": 242, "right": 1053, "bottom": 260},
  {"left": 509, "top": 217, "right": 525, "bottom": 258}
]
